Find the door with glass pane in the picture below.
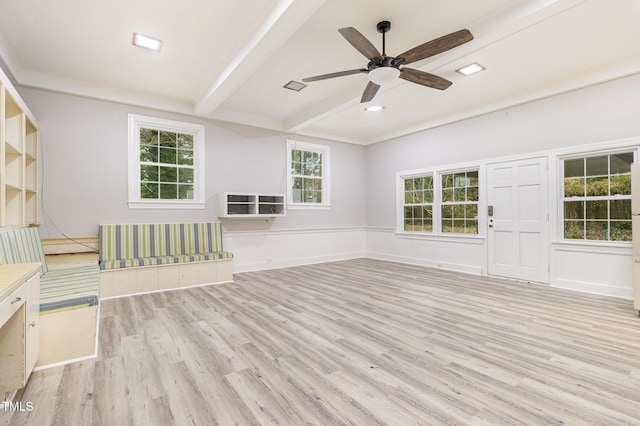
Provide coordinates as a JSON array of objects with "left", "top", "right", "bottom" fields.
[{"left": 487, "top": 157, "right": 549, "bottom": 283}]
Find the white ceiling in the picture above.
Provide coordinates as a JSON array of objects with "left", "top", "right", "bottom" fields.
[{"left": 1, "top": 0, "right": 639, "bottom": 145}]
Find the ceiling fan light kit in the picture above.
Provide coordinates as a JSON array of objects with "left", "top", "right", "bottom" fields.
[
  {"left": 302, "top": 20, "right": 473, "bottom": 103},
  {"left": 368, "top": 66, "right": 400, "bottom": 86}
]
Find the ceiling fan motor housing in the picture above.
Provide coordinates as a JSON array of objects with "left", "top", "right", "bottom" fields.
[{"left": 367, "top": 56, "right": 400, "bottom": 72}]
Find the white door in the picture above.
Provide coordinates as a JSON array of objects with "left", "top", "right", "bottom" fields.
[{"left": 487, "top": 157, "right": 549, "bottom": 283}]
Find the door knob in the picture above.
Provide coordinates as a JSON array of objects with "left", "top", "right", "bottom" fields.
[{"left": 489, "top": 224, "right": 494, "bottom": 228}]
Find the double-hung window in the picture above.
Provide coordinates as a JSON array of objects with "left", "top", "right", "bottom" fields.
[
  {"left": 441, "top": 171, "right": 479, "bottom": 234},
  {"left": 403, "top": 176, "right": 434, "bottom": 232},
  {"left": 128, "top": 114, "right": 205, "bottom": 209},
  {"left": 562, "top": 151, "right": 633, "bottom": 242},
  {"left": 399, "top": 168, "right": 479, "bottom": 235},
  {"left": 287, "top": 140, "right": 330, "bottom": 208}
]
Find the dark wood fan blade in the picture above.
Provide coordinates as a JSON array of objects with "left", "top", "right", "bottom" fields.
[
  {"left": 361, "top": 81, "right": 380, "bottom": 103},
  {"left": 338, "top": 27, "right": 382, "bottom": 60},
  {"left": 397, "top": 29, "right": 473, "bottom": 65},
  {"left": 400, "top": 68, "right": 452, "bottom": 90},
  {"left": 302, "top": 69, "right": 366, "bottom": 83}
]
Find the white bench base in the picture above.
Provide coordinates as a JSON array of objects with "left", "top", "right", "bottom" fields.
[
  {"left": 100, "top": 259, "right": 233, "bottom": 299},
  {"left": 36, "top": 306, "right": 98, "bottom": 368}
]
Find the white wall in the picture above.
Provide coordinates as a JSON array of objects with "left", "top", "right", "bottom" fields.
[
  {"left": 365, "top": 73, "right": 640, "bottom": 299},
  {"left": 18, "top": 73, "right": 640, "bottom": 299},
  {"left": 18, "top": 87, "right": 367, "bottom": 270}
]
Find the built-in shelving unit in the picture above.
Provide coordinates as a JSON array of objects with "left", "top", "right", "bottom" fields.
[
  {"left": 219, "top": 192, "right": 286, "bottom": 218},
  {"left": 0, "top": 66, "right": 39, "bottom": 227}
]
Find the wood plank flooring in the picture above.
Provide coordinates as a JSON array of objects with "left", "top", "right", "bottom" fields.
[{"left": 2, "top": 258, "right": 640, "bottom": 425}]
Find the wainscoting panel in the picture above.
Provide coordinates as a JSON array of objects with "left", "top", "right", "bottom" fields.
[
  {"left": 223, "top": 227, "right": 366, "bottom": 273},
  {"left": 365, "top": 227, "right": 485, "bottom": 275}
]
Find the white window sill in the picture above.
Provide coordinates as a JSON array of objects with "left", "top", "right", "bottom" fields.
[
  {"left": 287, "top": 204, "right": 331, "bottom": 211},
  {"left": 128, "top": 201, "right": 206, "bottom": 210}
]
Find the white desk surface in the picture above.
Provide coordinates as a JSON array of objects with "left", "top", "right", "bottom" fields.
[{"left": 0, "top": 263, "right": 41, "bottom": 302}]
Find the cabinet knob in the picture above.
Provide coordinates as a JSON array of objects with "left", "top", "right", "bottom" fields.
[
  {"left": 29, "top": 321, "right": 36, "bottom": 327},
  {"left": 11, "top": 297, "right": 22, "bottom": 304}
]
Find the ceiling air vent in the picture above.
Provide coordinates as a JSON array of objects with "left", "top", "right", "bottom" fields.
[{"left": 283, "top": 81, "right": 307, "bottom": 92}]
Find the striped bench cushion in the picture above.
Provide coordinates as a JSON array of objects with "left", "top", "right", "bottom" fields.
[
  {"left": 40, "top": 265, "right": 100, "bottom": 314},
  {"left": 99, "top": 222, "right": 226, "bottom": 260},
  {"left": 98, "top": 222, "right": 232, "bottom": 270},
  {"left": 0, "top": 226, "right": 48, "bottom": 275},
  {"left": 100, "top": 251, "right": 234, "bottom": 270}
]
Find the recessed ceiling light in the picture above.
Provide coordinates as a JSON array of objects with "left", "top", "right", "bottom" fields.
[
  {"left": 132, "top": 33, "right": 163, "bottom": 52},
  {"left": 365, "top": 105, "right": 385, "bottom": 112},
  {"left": 283, "top": 81, "right": 307, "bottom": 92},
  {"left": 456, "top": 62, "right": 485, "bottom": 76}
]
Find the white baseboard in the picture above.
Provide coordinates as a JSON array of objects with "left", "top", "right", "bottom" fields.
[
  {"left": 366, "top": 251, "right": 483, "bottom": 275},
  {"left": 225, "top": 227, "right": 366, "bottom": 274},
  {"left": 552, "top": 278, "right": 633, "bottom": 300},
  {"left": 234, "top": 252, "right": 365, "bottom": 273},
  {"left": 99, "top": 279, "right": 234, "bottom": 301}
]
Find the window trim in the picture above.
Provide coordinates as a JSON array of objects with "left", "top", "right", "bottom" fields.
[
  {"left": 128, "top": 114, "right": 206, "bottom": 209},
  {"left": 286, "top": 139, "right": 330, "bottom": 210},
  {"left": 558, "top": 147, "right": 636, "bottom": 244},
  {"left": 401, "top": 173, "right": 435, "bottom": 234},
  {"left": 439, "top": 169, "right": 480, "bottom": 235},
  {"left": 397, "top": 165, "right": 482, "bottom": 238}
]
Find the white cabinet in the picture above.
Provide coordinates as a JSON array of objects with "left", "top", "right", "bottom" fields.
[
  {"left": 0, "top": 263, "right": 40, "bottom": 394},
  {"left": 1, "top": 66, "right": 39, "bottom": 227},
  {"left": 219, "top": 192, "right": 286, "bottom": 218}
]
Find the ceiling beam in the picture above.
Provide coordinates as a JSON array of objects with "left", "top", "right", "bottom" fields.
[{"left": 192, "top": 0, "right": 326, "bottom": 116}]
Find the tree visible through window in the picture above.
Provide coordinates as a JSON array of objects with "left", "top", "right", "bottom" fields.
[
  {"left": 403, "top": 176, "right": 434, "bottom": 232},
  {"left": 139, "top": 128, "right": 195, "bottom": 200},
  {"left": 563, "top": 152, "right": 632, "bottom": 241},
  {"left": 441, "top": 171, "right": 479, "bottom": 234},
  {"left": 128, "top": 114, "right": 205, "bottom": 209},
  {"left": 400, "top": 168, "right": 479, "bottom": 235},
  {"left": 287, "top": 140, "right": 330, "bottom": 207}
]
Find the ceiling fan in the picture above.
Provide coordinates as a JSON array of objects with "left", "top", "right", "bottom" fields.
[{"left": 302, "top": 21, "right": 473, "bottom": 103}]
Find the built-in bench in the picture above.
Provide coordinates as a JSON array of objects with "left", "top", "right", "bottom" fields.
[
  {"left": 0, "top": 226, "right": 100, "bottom": 367},
  {"left": 98, "top": 222, "right": 233, "bottom": 298}
]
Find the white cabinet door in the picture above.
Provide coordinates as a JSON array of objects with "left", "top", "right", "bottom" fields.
[{"left": 487, "top": 157, "right": 549, "bottom": 283}]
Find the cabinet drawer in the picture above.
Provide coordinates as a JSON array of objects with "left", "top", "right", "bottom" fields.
[{"left": 0, "top": 284, "right": 27, "bottom": 326}]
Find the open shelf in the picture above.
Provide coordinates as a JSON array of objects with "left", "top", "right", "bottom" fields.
[
  {"left": 4, "top": 94, "right": 22, "bottom": 154},
  {"left": 25, "top": 119, "right": 37, "bottom": 159},
  {"left": 25, "top": 191, "right": 38, "bottom": 225},
  {"left": 4, "top": 153, "right": 22, "bottom": 189},
  {"left": 25, "top": 158, "right": 37, "bottom": 192},
  {"left": 258, "top": 195, "right": 285, "bottom": 215},
  {"left": 220, "top": 192, "right": 286, "bottom": 218},
  {"left": 227, "top": 194, "right": 257, "bottom": 215},
  {"left": 5, "top": 187, "right": 23, "bottom": 226},
  {"left": 1, "top": 66, "right": 39, "bottom": 227}
]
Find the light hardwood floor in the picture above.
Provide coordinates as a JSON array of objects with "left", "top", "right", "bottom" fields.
[{"left": 2, "top": 258, "right": 640, "bottom": 425}]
